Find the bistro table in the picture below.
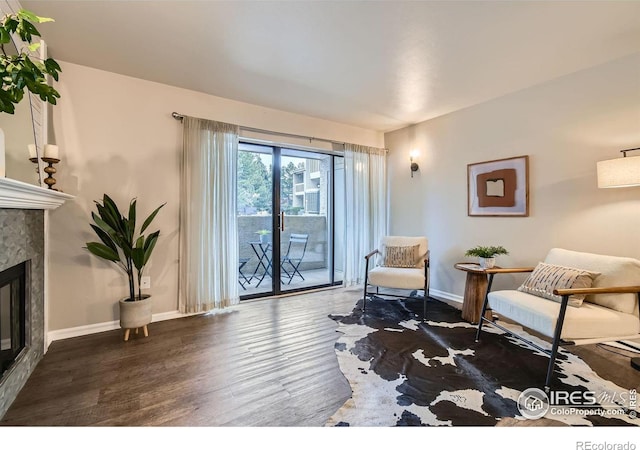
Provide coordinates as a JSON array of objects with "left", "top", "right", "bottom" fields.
[{"left": 249, "top": 241, "right": 273, "bottom": 287}]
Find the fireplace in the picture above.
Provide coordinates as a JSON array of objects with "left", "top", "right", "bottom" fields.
[
  {"left": 0, "top": 164, "right": 72, "bottom": 419},
  {"left": 0, "top": 209, "right": 45, "bottom": 419},
  {"left": 0, "top": 262, "right": 27, "bottom": 379}
]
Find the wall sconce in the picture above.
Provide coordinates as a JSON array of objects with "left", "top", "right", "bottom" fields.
[
  {"left": 410, "top": 151, "right": 419, "bottom": 178},
  {"left": 597, "top": 147, "right": 640, "bottom": 188}
]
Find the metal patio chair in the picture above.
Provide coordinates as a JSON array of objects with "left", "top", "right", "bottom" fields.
[
  {"left": 281, "top": 234, "right": 309, "bottom": 285},
  {"left": 238, "top": 257, "right": 251, "bottom": 290}
]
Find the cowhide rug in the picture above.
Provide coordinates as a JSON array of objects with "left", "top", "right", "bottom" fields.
[{"left": 327, "top": 295, "right": 640, "bottom": 427}]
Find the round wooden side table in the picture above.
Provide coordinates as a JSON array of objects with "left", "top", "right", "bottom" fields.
[{"left": 454, "top": 263, "right": 497, "bottom": 324}]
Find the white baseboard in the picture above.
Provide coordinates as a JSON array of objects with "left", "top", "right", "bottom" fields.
[
  {"left": 430, "top": 288, "right": 463, "bottom": 305},
  {"left": 46, "top": 309, "right": 192, "bottom": 348},
  {"left": 601, "top": 340, "right": 640, "bottom": 354},
  {"left": 44, "top": 289, "right": 464, "bottom": 349}
]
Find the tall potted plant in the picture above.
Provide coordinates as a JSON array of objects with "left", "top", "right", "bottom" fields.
[{"left": 85, "top": 194, "right": 164, "bottom": 340}]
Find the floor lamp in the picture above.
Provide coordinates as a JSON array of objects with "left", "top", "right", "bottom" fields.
[{"left": 596, "top": 147, "right": 640, "bottom": 371}]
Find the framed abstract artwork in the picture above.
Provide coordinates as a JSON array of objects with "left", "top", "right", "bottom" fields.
[{"left": 467, "top": 155, "right": 529, "bottom": 217}]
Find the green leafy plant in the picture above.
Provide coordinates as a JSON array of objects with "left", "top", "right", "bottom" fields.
[
  {"left": 465, "top": 245, "right": 509, "bottom": 258},
  {"left": 0, "top": 9, "right": 61, "bottom": 114},
  {"left": 256, "top": 229, "right": 271, "bottom": 235},
  {"left": 86, "top": 194, "right": 165, "bottom": 302}
]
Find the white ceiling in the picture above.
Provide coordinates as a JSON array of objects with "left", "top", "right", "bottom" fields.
[{"left": 21, "top": 1, "right": 640, "bottom": 132}]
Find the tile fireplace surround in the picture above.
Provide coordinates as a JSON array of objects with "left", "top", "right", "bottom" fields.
[{"left": 0, "top": 178, "right": 72, "bottom": 418}]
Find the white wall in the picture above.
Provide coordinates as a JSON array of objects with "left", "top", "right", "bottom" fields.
[
  {"left": 48, "top": 61, "right": 382, "bottom": 332},
  {"left": 385, "top": 53, "right": 640, "bottom": 299}
]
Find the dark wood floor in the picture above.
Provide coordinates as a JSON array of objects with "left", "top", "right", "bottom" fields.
[
  {"left": 1, "top": 288, "right": 638, "bottom": 426},
  {"left": 1, "top": 287, "right": 358, "bottom": 426}
]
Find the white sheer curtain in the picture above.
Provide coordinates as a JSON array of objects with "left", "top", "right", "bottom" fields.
[
  {"left": 343, "top": 144, "right": 388, "bottom": 286},
  {"left": 179, "top": 116, "right": 240, "bottom": 313}
]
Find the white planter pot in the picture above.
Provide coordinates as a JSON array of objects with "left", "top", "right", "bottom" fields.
[
  {"left": 478, "top": 257, "right": 496, "bottom": 269},
  {"left": 119, "top": 295, "right": 152, "bottom": 329}
]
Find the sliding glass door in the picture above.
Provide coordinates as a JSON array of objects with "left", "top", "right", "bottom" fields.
[
  {"left": 237, "top": 143, "right": 274, "bottom": 296},
  {"left": 237, "top": 142, "right": 343, "bottom": 299}
]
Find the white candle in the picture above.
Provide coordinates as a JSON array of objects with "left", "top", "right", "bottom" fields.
[
  {"left": 28, "top": 144, "right": 37, "bottom": 159},
  {"left": 44, "top": 144, "right": 59, "bottom": 159}
]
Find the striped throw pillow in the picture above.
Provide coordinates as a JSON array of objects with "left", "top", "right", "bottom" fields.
[
  {"left": 382, "top": 244, "right": 420, "bottom": 268},
  {"left": 517, "top": 262, "right": 600, "bottom": 307}
]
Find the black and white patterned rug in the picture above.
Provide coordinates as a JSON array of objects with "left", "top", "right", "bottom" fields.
[{"left": 327, "top": 295, "right": 639, "bottom": 426}]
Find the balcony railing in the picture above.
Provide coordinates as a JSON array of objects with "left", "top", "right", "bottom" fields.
[{"left": 237, "top": 215, "right": 328, "bottom": 273}]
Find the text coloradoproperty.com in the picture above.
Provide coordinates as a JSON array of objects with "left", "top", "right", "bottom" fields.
[{"left": 550, "top": 407, "right": 630, "bottom": 417}]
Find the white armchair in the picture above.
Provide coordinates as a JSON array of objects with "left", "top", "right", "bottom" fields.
[
  {"left": 475, "top": 248, "right": 640, "bottom": 391},
  {"left": 363, "top": 236, "right": 430, "bottom": 319}
]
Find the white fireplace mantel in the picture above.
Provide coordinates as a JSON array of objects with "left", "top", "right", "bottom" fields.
[{"left": 0, "top": 177, "right": 73, "bottom": 210}]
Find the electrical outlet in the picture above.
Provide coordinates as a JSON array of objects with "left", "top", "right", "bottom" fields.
[{"left": 141, "top": 276, "right": 151, "bottom": 289}]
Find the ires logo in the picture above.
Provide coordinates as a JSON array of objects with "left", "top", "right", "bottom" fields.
[
  {"left": 517, "top": 388, "right": 550, "bottom": 419},
  {"left": 549, "top": 390, "right": 597, "bottom": 406},
  {"left": 517, "top": 387, "right": 637, "bottom": 421}
]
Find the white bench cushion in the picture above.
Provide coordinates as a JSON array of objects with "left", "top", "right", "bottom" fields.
[
  {"left": 544, "top": 248, "right": 640, "bottom": 315},
  {"left": 489, "top": 290, "right": 640, "bottom": 340},
  {"left": 368, "top": 266, "right": 425, "bottom": 290}
]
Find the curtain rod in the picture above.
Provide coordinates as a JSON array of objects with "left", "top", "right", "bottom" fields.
[{"left": 171, "top": 111, "right": 387, "bottom": 151}]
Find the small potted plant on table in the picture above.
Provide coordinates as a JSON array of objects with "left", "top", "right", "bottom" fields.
[
  {"left": 465, "top": 245, "right": 508, "bottom": 269},
  {"left": 256, "top": 229, "right": 271, "bottom": 245}
]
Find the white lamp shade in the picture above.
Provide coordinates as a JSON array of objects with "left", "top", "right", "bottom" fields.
[{"left": 597, "top": 155, "right": 640, "bottom": 188}]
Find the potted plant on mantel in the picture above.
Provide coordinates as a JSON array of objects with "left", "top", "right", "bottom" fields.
[
  {"left": 0, "top": 9, "right": 61, "bottom": 181},
  {"left": 0, "top": 9, "right": 61, "bottom": 114},
  {"left": 465, "top": 245, "right": 509, "bottom": 269},
  {"left": 85, "top": 194, "right": 165, "bottom": 341}
]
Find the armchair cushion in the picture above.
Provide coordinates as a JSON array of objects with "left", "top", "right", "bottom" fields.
[
  {"left": 382, "top": 244, "right": 420, "bottom": 268},
  {"left": 489, "top": 290, "right": 640, "bottom": 340},
  {"left": 517, "top": 262, "right": 600, "bottom": 307},
  {"left": 544, "top": 248, "right": 640, "bottom": 315},
  {"left": 368, "top": 267, "right": 425, "bottom": 290}
]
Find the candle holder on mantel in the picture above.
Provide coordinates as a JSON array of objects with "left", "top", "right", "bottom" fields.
[
  {"left": 41, "top": 157, "right": 60, "bottom": 190},
  {"left": 28, "top": 157, "right": 40, "bottom": 183}
]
